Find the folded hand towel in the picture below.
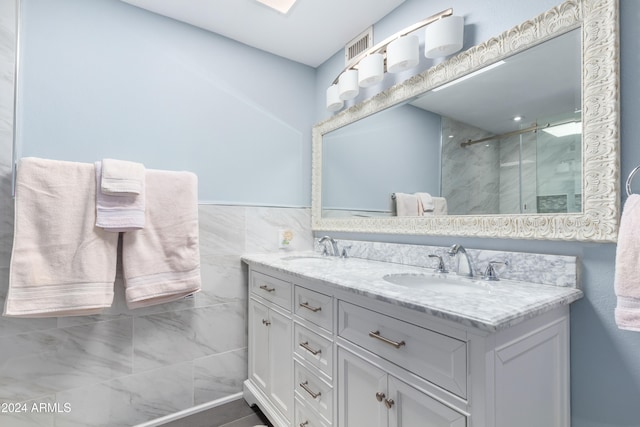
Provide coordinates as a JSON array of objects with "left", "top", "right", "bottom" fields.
[
  {"left": 395, "top": 192, "right": 420, "bottom": 216},
  {"left": 3, "top": 158, "right": 119, "bottom": 318},
  {"left": 615, "top": 194, "right": 640, "bottom": 331},
  {"left": 101, "top": 158, "right": 145, "bottom": 195},
  {"left": 121, "top": 169, "right": 201, "bottom": 309},
  {"left": 95, "top": 161, "right": 145, "bottom": 232},
  {"left": 416, "top": 192, "right": 435, "bottom": 213}
]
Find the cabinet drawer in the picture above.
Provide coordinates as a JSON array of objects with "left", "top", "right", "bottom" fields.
[
  {"left": 294, "top": 361, "right": 333, "bottom": 424},
  {"left": 294, "top": 286, "right": 333, "bottom": 331},
  {"left": 294, "top": 323, "right": 333, "bottom": 380},
  {"left": 251, "top": 271, "right": 292, "bottom": 310},
  {"left": 295, "top": 396, "right": 331, "bottom": 427},
  {"left": 338, "top": 301, "right": 467, "bottom": 398}
]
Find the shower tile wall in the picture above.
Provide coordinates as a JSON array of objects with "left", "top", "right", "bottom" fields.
[
  {"left": 0, "top": 6, "right": 314, "bottom": 425},
  {"left": 441, "top": 117, "right": 500, "bottom": 215}
]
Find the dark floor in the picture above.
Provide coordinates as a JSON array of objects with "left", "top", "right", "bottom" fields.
[{"left": 161, "top": 399, "right": 273, "bottom": 427}]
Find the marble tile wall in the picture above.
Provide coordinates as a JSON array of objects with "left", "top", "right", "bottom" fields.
[
  {"left": 0, "top": 203, "right": 313, "bottom": 427},
  {"left": 0, "top": 5, "right": 314, "bottom": 424}
]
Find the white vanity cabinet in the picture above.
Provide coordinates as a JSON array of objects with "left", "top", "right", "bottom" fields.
[
  {"left": 243, "top": 263, "right": 573, "bottom": 427},
  {"left": 246, "top": 271, "right": 294, "bottom": 426}
]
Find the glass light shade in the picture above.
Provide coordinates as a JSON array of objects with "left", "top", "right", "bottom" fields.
[
  {"left": 326, "top": 84, "right": 344, "bottom": 112},
  {"left": 386, "top": 35, "right": 419, "bottom": 73},
  {"left": 358, "top": 53, "right": 384, "bottom": 87},
  {"left": 338, "top": 69, "right": 359, "bottom": 100},
  {"left": 424, "top": 16, "right": 464, "bottom": 58}
]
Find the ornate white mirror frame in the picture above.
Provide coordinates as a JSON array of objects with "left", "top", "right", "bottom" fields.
[{"left": 311, "top": 0, "right": 619, "bottom": 242}]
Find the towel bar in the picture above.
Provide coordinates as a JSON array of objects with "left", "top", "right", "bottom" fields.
[{"left": 626, "top": 166, "right": 640, "bottom": 196}]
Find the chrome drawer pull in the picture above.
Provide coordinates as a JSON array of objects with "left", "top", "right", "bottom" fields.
[
  {"left": 384, "top": 398, "right": 395, "bottom": 409},
  {"left": 262, "top": 319, "right": 271, "bottom": 326},
  {"left": 259, "top": 284, "right": 275, "bottom": 292},
  {"left": 300, "top": 422, "right": 309, "bottom": 427},
  {"left": 375, "top": 392, "right": 386, "bottom": 402},
  {"left": 300, "top": 381, "right": 322, "bottom": 399},
  {"left": 299, "top": 302, "right": 322, "bottom": 312},
  {"left": 369, "top": 330, "right": 406, "bottom": 349},
  {"left": 299, "top": 341, "right": 322, "bottom": 355}
]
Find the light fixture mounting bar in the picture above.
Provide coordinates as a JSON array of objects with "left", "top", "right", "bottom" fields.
[{"left": 331, "top": 8, "right": 453, "bottom": 85}]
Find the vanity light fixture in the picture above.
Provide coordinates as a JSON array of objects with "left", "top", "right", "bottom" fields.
[
  {"left": 338, "top": 69, "right": 360, "bottom": 100},
  {"left": 326, "top": 8, "right": 464, "bottom": 111},
  {"left": 387, "top": 35, "right": 419, "bottom": 73},
  {"left": 424, "top": 15, "right": 464, "bottom": 58},
  {"left": 358, "top": 53, "right": 384, "bottom": 87},
  {"left": 513, "top": 115, "right": 523, "bottom": 122},
  {"left": 326, "top": 85, "right": 344, "bottom": 112}
]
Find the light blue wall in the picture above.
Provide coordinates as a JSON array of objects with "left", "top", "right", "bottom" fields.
[
  {"left": 16, "top": 0, "right": 315, "bottom": 206},
  {"left": 315, "top": 1, "right": 640, "bottom": 426}
]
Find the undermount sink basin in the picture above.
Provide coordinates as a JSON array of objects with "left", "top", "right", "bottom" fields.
[{"left": 383, "top": 273, "right": 490, "bottom": 294}]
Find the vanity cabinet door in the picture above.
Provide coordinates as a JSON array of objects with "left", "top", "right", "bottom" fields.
[
  {"left": 268, "top": 307, "right": 293, "bottom": 419},
  {"left": 388, "top": 377, "right": 466, "bottom": 427},
  {"left": 249, "top": 298, "right": 270, "bottom": 394},
  {"left": 248, "top": 298, "right": 293, "bottom": 421},
  {"left": 338, "top": 348, "right": 387, "bottom": 427},
  {"left": 338, "top": 348, "right": 467, "bottom": 427}
]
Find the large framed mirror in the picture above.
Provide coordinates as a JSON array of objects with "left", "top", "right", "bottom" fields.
[{"left": 311, "top": 0, "right": 619, "bottom": 242}]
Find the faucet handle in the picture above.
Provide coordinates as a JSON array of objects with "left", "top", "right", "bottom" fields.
[
  {"left": 483, "top": 260, "right": 509, "bottom": 281},
  {"left": 341, "top": 245, "right": 352, "bottom": 259},
  {"left": 428, "top": 254, "right": 449, "bottom": 274}
]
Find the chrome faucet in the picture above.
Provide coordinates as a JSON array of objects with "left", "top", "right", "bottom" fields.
[
  {"left": 428, "top": 254, "right": 449, "bottom": 273},
  {"left": 447, "top": 244, "right": 474, "bottom": 277},
  {"left": 318, "top": 236, "right": 339, "bottom": 256},
  {"left": 482, "top": 260, "right": 510, "bottom": 281}
]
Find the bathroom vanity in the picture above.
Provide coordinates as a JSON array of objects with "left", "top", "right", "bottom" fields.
[{"left": 242, "top": 252, "right": 582, "bottom": 427}]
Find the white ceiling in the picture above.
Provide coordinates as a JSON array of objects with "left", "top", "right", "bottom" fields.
[{"left": 120, "top": 0, "right": 406, "bottom": 67}]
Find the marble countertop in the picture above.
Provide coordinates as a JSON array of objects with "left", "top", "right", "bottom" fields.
[{"left": 242, "top": 251, "right": 583, "bottom": 332}]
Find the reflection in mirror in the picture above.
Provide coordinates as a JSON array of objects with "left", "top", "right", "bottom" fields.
[
  {"left": 321, "top": 28, "right": 582, "bottom": 219},
  {"left": 322, "top": 103, "right": 441, "bottom": 218}
]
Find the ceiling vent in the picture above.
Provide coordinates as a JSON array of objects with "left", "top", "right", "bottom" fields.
[{"left": 345, "top": 27, "right": 373, "bottom": 65}]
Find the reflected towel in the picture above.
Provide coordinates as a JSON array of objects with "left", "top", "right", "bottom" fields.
[
  {"left": 416, "top": 193, "right": 434, "bottom": 213},
  {"left": 395, "top": 192, "right": 420, "bottom": 216},
  {"left": 95, "top": 161, "right": 145, "bottom": 232},
  {"left": 121, "top": 169, "right": 201, "bottom": 309},
  {"left": 433, "top": 197, "right": 448, "bottom": 215},
  {"left": 101, "top": 158, "right": 145, "bottom": 195},
  {"left": 615, "top": 194, "right": 640, "bottom": 331},
  {"left": 4, "top": 158, "right": 118, "bottom": 318}
]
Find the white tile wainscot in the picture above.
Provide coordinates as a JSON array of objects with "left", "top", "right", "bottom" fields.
[{"left": 242, "top": 251, "right": 583, "bottom": 427}]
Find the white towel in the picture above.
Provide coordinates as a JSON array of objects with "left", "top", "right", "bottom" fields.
[
  {"left": 95, "top": 161, "right": 145, "bottom": 232},
  {"left": 4, "top": 158, "right": 118, "bottom": 318},
  {"left": 614, "top": 194, "right": 640, "bottom": 331},
  {"left": 121, "top": 169, "right": 201, "bottom": 309},
  {"left": 433, "top": 197, "right": 448, "bottom": 215},
  {"left": 395, "top": 192, "right": 420, "bottom": 216},
  {"left": 101, "top": 158, "right": 145, "bottom": 195},
  {"left": 416, "top": 192, "right": 435, "bottom": 213}
]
